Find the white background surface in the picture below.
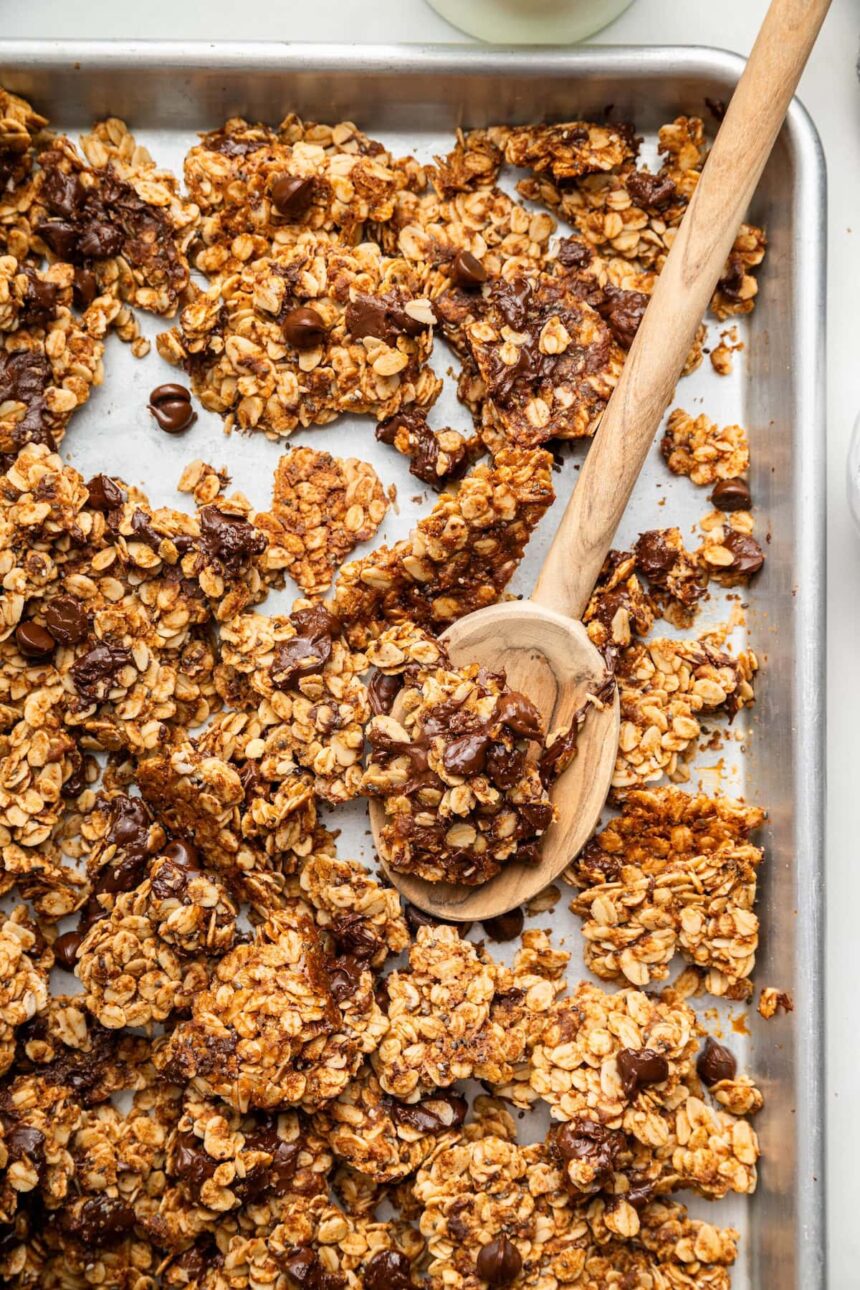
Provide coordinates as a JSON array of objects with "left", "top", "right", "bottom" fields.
[{"left": 4, "top": 0, "right": 858, "bottom": 1284}]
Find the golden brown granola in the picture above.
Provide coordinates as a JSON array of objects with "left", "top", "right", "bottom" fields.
[
  {"left": 157, "top": 234, "right": 441, "bottom": 439},
  {"left": 256, "top": 445, "right": 388, "bottom": 596},
  {"left": 567, "top": 788, "right": 765, "bottom": 997},
  {"left": 332, "top": 446, "right": 554, "bottom": 644},
  {"left": 363, "top": 660, "right": 554, "bottom": 886},
  {"left": 662, "top": 408, "right": 750, "bottom": 485}
]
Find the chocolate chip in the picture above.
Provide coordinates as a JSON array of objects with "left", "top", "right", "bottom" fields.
[
  {"left": 616, "top": 1048, "right": 669, "bottom": 1099},
  {"left": 63, "top": 1194, "right": 133, "bottom": 1245},
  {"left": 364, "top": 1249, "right": 413, "bottom": 1290},
  {"left": 475, "top": 1235, "right": 522, "bottom": 1285},
  {"left": 555, "top": 1119, "right": 620, "bottom": 1185},
  {"left": 40, "top": 167, "right": 83, "bottom": 219},
  {"left": 368, "top": 670, "right": 402, "bottom": 715},
  {"left": 595, "top": 284, "right": 649, "bottom": 349},
  {"left": 38, "top": 219, "right": 80, "bottom": 260},
  {"left": 14, "top": 621, "right": 55, "bottom": 660},
  {"left": 493, "top": 276, "right": 533, "bottom": 330},
  {"left": 77, "top": 221, "right": 123, "bottom": 260},
  {"left": 61, "top": 752, "right": 88, "bottom": 800},
  {"left": 241, "top": 1123, "right": 301, "bottom": 1198},
  {"left": 634, "top": 530, "right": 676, "bottom": 584},
  {"left": 21, "top": 271, "right": 61, "bottom": 329},
  {"left": 107, "top": 795, "right": 152, "bottom": 856},
  {"left": 3, "top": 1124, "right": 46, "bottom": 1180},
  {"left": 70, "top": 640, "right": 132, "bottom": 699},
  {"left": 718, "top": 255, "right": 747, "bottom": 302},
  {"left": 485, "top": 741, "right": 526, "bottom": 791},
  {"left": 44, "top": 595, "right": 88, "bottom": 646},
  {"left": 162, "top": 839, "right": 201, "bottom": 870},
  {"left": 171, "top": 1131, "right": 219, "bottom": 1186},
  {"left": 238, "top": 760, "right": 261, "bottom": 797},
  {"left": 404, "top": 904, "right": 472, "bottom": 937},
  {"left": 389, "top": 1093, "right": 467, "bottom": 1135},
  {"left": 710, "top": 477, "right": 752, "bottom": 512},
  {"left": 495, "top": 690, "right": 544, "bottom": 740},
  {"left": 722, "top": 530, "right": 765, "bottom": 577},
  {"left": 345, "top": 294, "right": 427, "bottom": 343},
  {"left": 482, "top": 907, "right": 524, "bottom": 943},
  {"left": 450, "top": 249, "right": 488, "bottom": 289},
  {"left": 0, "top": 350, "right": 55, "bottom": 463},
  {"left": 73, "top": 267, "right": 99, "bottom": 310},
  {"left": 271, "top": 631, "right": 333, "bottom": 691},
  {"left": 626, "top": 170, "right": 677, "bottom": 210},
  {"left": 148, "top": 382, "right": 197, "bottom": 434},
  {"left": 198, "top": 506, "right": 266, "bottom": 572},
  {"left": 345, "top": 295, "right": 394, "bottom": 341},
  {"left": 291, "top": 604, "right": 340, "bottom": 640},
  {"left": 282, "top": 306, "right": 327, "bottom": 349},
  {"left": 556, "top": 236, "right": 593, "bottom": 270},
  {"left": 328, "top": 955, "right": 364, "bottom": 1005},
  {"left": 519, "top": 801, "right": 553, "bottom": 833},
  {"left": 271, "top": 174, "right": 315, "bottom": 218},
  {"left": 330, "top": 913, "right": 382, "bottom": 961},
  {"left": 86, "top": 473, "right": 124, "bottom": 512},
  {"left": 696, "top": 1037, "right": 737, "bottom": 1086},
  {"left": 53, "top": 930, "right": 83, "bottom": 971},
  {"left": 443, "top": 732, "right": 490, "bottom": 776}
]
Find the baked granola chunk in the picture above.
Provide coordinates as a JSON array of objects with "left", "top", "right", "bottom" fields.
[
  {"left": 362, "top": 660, "right": 554, "bottom": 886},
  {"left": 568, "top": 787, "right": 765, "bottom": 997},
  {"left": 256, "top": 445, "right": 389, "bottom": 596},
  {"left": 614, "top": 636, "right": 757, "bottom": 789},
  {"left": 157, "top": 234, "right": 441, "bottom": 438},
  {"left": 332, "top": 446, "right": 555, "bottom": 644},
  {"left": 156, "top": 908, "right": 386, "bottom": 1113}
]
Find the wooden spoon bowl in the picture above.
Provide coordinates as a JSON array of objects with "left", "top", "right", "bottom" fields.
[{"left": 368, "top": 601, "right": 620, "bottom": 920}]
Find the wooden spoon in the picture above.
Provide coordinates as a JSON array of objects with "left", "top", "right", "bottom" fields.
[{"left": 370, "top": 0, "right": 830, "bottom": 921}]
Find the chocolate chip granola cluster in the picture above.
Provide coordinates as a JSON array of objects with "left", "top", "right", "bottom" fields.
[{"left": 0, "top": 85, "right": 773, "bottom": 1290}]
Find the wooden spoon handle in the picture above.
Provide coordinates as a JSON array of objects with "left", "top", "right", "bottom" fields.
[{"left": 532, "top": 0, "right": 830, "bottom": 619}]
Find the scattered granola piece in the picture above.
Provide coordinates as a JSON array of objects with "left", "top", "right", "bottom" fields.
[
  {"left": 214, "top": 602, "right": 370, "bottom": 804},
  {"left": 758, "top": 987, "right": 794, "bottom": 1019},
  {"left": 696, "top": 508, "right": 766, "bottom": 585},
  {"left": 23, "top": 122, "right": 198, "bottom": 317},
  {"left": 373, "top": 925, "right": 526, "bottom": 1098},
  {"left": 184, "top": 114, "right": 416, "bottom": 276},
  {"left": 662, "top": 408, "right": 750, "bottom": 486},
  {"left": 376, "top": 405, "right": 479, "bottom": 487},
  {"left": 0, "top": 907, "right": 51, "bottom": 1075},
  {"left": 634, "top": 527, "right": 706, "bottom": 626},
  {"left": 462, "top": 268, "right": 625, "bottom": 450},
  {"left": 432, "top": 128, "right": 506, "bottom": 196},
  {"left": 504, "top": 120, "right": 638, "bottom": 180},
  {"left": 256, "top": 445, "right": 388, "bottom": 596},
  {"left": 710, "top": 325, "right": 744, "bottom": 375},
  {"left": 157, "top": 908, "right": 387, "bottom": 1112},
  {"left": 0, "top": 255, "right": 104, "bottom": 465}
]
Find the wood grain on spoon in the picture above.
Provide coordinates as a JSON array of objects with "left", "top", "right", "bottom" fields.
[{"left": 370, "top": 0, "right": 831, "bottom": 921}]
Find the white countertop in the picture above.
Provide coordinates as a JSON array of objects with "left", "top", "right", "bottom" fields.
[{"left": 4, "top": 0, "right": 858, "bottom": 1283}]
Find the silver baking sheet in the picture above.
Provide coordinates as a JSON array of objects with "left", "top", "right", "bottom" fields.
[{"left": 0, "top": 41, "right": 826, "bottom": 1290}]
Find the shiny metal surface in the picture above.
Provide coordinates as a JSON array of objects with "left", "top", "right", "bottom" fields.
[{"left": 0, "top": 41, "right": 826, "bottom": 1289}]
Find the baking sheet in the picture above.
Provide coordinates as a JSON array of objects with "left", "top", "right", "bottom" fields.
[{"left": 0, "top": 42, "right": 827, "bottom": 1289}]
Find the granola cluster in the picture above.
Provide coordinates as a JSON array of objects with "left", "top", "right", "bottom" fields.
[
  {"left": 0, "top": 85, "right": 773, "bottom": 1290},
  {"left": 363, "top": 657, "right": 555, "bottom": 885},
  {"left": 567, "top": 788, "right": 765, "bottom": 997}
]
